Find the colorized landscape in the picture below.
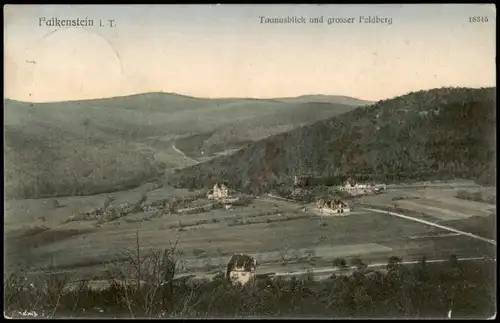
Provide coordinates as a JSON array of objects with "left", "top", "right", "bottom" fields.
[
  {"left": 4, "top": 87, "right": 497, "bottom": 319},
  {"left": 4, "top": 4, "right": 496, "bottom": 319},
  {"left": 4, "top": 87, "right": 496, "bottom": 319}
]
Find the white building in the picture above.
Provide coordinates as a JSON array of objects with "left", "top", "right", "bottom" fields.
[
  {"left": 316, "top": 198, "right": 351, "bottom": 215},
  {"left": 207, "top": 183, "right": 229, "bottom": 200},
  {"left": 340, "top": 178, "right": 376, "bottom": 196},
  {"left": 226, "top": 254, "right": 257, "bottom": 286}
]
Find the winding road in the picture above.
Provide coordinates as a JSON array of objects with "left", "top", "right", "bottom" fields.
[
  {"left": 172, "top": 140, "right": 199, "bottom": 165},
  {"left": 362, "top": 207, "right": 497, "bottom": 246},
  {"left": 265, "top": 193, "right": 496, "bottom": 246}
]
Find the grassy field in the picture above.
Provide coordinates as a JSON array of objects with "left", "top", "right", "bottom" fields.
[
  {"left": 357, "top": 180, "right": 496, "bottom": 240},
  {"left": 4, "top": 181, "right": 495, "bottom": 284}
]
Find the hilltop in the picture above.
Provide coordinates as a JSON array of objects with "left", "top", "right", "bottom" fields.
[
  {"left": 272, "top": 94, "right": 373, "bottom": 106},
  {"left": 167, "top": 87, "right": 496, "bottom": 193},
  {"left": 4, "top": 92, "right": 369, "bottom": 199}
]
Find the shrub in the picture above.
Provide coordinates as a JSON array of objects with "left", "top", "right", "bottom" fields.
[
  {"left": 350, "top": 256, "right": 367, "bottom": 270},
  {"left": 333, "top": 258, "right": 347, "bottom": 269}
]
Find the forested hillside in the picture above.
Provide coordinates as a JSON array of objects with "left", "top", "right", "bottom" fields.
[{"left": 168, "top": 87, "right": 496, "bottom": 193}]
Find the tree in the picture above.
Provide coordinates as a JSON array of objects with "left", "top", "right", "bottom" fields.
[
  {"left": 352, "top": 284, "right": 372, "bottom": 314},
  {"left": 52, "top": 199, "right": 61, "bottom": 208},
  {"left": 350, "top": 256, "right": 367, "bottom": 271},
  {"left": 448, "top": 254, "right": 459, "bottom": 268},
  {"left": 333, "top": 258, "right": 347, "bottom": 269},
  {"left": 447, "top": 254, "right": 463, "bottom": 284},
  {"left": 415, "top": 256, "right": 429, "bottom": 282},
  {"left": 387, "top": 256, "right": 403, "bottom": 272}
]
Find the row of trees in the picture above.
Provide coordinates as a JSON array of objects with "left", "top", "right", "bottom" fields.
[{"left": 170, "top": 89, "right": 496, "bottom": 194}]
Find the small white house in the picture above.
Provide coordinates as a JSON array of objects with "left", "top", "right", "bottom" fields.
[
  {"left": 207, "top": 183, "right": 229, "bottom": 200},
  {"left": 316, "top": 198, "right": 351, "bottom": 215},
  {"left": 226, "top": 254, "right": 257, "bottom": 286}
]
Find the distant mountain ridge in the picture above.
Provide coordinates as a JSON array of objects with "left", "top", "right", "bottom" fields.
[
  {"left": 167, "top": 87, "right": 496, "bottom": 193},
  {"left": 4, "top": 92, "right": 372, "bottom": 105},
  {"left": 272, "top": 94, "right": 374, "bottom": 106}
]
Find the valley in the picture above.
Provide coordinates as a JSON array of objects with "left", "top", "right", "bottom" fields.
[{"left": 4, "top": 179, "right": 495, "bottom": 284}]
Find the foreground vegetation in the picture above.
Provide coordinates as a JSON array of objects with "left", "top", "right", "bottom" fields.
[{"left": 4, "top": 235, "right": 496, "bottom": 319}]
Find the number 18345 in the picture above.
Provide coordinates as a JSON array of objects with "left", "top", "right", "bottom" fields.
[{"left": 469, "top": 16, "right": 489, "bottom": 23}]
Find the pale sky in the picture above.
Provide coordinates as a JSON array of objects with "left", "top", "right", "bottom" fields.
[{"left": 3, "top": 4, "right": 496, "bottom": 102}]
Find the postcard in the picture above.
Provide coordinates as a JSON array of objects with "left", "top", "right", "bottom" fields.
[{"left": 4, "top": 4, "right": 496, "bottom": 319}]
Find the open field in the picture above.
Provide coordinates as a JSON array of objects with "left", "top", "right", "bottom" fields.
[
  {"left": 358, "top": 180, "right": 495, "bottom": 219},
  {"left": 356, "top": 180, "right": 496, "bottom": 243},
  {"left": 4, "top": 181, "right": 495, "bottom": 284},
  {"left": 392, "top": 198, "right": 492, "bottom": 221}
]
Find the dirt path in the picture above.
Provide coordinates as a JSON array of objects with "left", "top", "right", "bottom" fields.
[
  {"left": 172, "top": 140, "right": 199, "bottom": 165},
  {"left": 267, "top": 194, "right": 301, "bottom": 203},
  {"left": 362, "top": 207, "right": 497, "bottom": 245}
]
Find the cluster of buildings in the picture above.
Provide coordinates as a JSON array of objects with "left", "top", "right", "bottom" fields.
[
  {"left": 203, "top": 177, "right": 389, "bottom": 285},
  {"left": 294, "top": 174, "right": 385, "bottom": 196},
  {"left": 339, "top": 178, "right": 385, "bottom": 196}
]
